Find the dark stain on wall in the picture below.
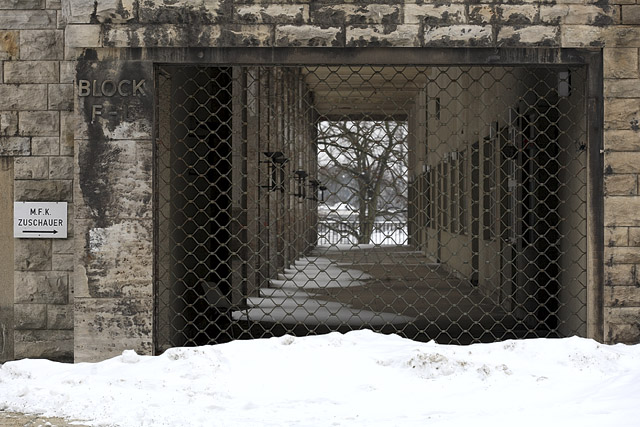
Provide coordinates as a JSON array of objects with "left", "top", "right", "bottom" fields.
[{"left": 76, "top": 57, "right": 113, "bottom": 230}]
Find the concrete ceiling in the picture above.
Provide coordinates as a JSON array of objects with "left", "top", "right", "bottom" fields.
[{"left": 302, "top": 66, "right": 428, "bottom": 119}]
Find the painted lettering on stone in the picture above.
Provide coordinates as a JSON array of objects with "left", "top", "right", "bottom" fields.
[
  {"left": 78, "top": 79, "right": 146, "bottom": 97},
  {"left": 78, "top": 79, "right": 146, "bottom": 123},
  {"left": 90, "top": 103, "right": 134, "bottom": 123}
]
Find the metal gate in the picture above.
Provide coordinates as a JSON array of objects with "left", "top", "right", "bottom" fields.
[{"left": 154, "top": 58, "right": 594, "bottom": 352}]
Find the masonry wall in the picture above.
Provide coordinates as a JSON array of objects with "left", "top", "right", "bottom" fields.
[
  {"left": 0, "top": 0, "right": 74, "bottom": 362},
  {"left": 1, "top": 0, "right": 639, "bottom": 362}
]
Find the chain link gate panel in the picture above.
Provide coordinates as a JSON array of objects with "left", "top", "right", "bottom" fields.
[{"left": 154, "top": 63, "right": 588, "bottom": 352}]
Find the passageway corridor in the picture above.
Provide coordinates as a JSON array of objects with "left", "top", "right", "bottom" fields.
[{"left": 154, "top": 64, "right": 588, "bottom": 350}]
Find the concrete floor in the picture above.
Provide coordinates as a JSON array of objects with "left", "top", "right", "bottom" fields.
[
  {"left": 287, "top": 245, "right": 520, "bottom": 343},
  {"left": 311, "top": 245, "right": 502, "bottom": 319},
  {"left": 178, "top": 244, "right": 563, "bottom": 346}
]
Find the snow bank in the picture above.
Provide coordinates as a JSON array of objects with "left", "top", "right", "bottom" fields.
[{"left": 1, "top": 331, "right": 639, "bottom": 427}]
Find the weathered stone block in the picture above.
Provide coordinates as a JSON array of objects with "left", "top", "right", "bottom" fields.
[
  {"left": 605, "top": 264, "right": 636, "bottom": 286},
  {"left": 606, "top": 226, "right": 628, "bottom": 247},
  {"left": 605, "top": 130, "right": 640, "bottom": 151},
  {"left": 103, "top": 24, "right": 226, "bottom": 46},
  {"left": 0, "top": 84, "right": 47, "bottom": 110},
  {"left": 467, "top": 5, "right": 492, "bottom": 25},
  {"left": 498, "top": 26, "right": 559, "bottom": 46},
  {"left": 622, "top": 5, "right": 640, "bottom": 25},
  {"left": 52, "top": 253, "right": 74, "bottom": 271},
  {"left": 0, "top": 137, "right": 29, "bottom": 156},
  {"left": 606, "top": 152, "right": 640, "bottom": 174},
  {"left": 276, "top": 25, "right": 341, "bottom": 47},
  {"left": 74, "top": 297, "right": 153, "bottom": 362},
  {"left": 93, "top": 0, "right": 135, "bottom": 23},
  {"left": 496, "top": 5, "right": 539, "bottom": 25},
  {"left": 0, "top": 31, "right": 18, "bottom": 60},
  {"left": 605, "top": 174, "right": 637, "bottom": 195},
  {"left": 14, "top": 329, "right": 73, "bottom": 362},
  {"left": 604, "top": 48, "right": 639, "bottom": 79},
  {"left": 32, "top": 137, "right": 59, "bottom": 156},
  {"left": 3, "top": 60, "right": 58, "bottom": 83},
  {"left": 138, "top": 0, "right": 225, "bottom": 24},
  {"left": 0, "top": 11, "right": 56, "bottom": 29},
  {"left": 14, "top": 304, "right": 47, "bottom": 330},
  {"left": 60, "top": 61, "right": 75, "bottom": 83},
  {"left": 65, "top": 24, "right": 101, "bottom": 48},
  {"left": 14, "top": 240, "right": 52, "bottom": 272},
  {"left": 46, "top": 0, "right": 61, "bottom": 9},
  {"left": 605, "top": 246, "right": 640, "bottom": 264},
  {"left": 347, "top": 25, "right": 419, "bottom": 47},
  {"left": 628, "top": 227, "right": 640, "bottom": 246},
  {"left": 606, "top": 197, "right": 640, "bottom": 227},
  {"left": 539, "top": 5, "right": 569, "bottom": 24},
  {"left": 47, "top": 304, "right": 73, "bottom": 329},
  {"left": 0, "top": 0, "right": 45, "bottom": 8},
  {"left": 605, "top": 307, "right": 640, "bottom": 344},
  {"left": 20, "top": 30, "right": 63, "bottom": 59},
  {"left": 604, "top": 26, "right": 640, "bottom": 47},
  {"left": 423, "top": 25, "right": 492, "bottom": 47},
  {"left": 237, "top": 4, "right": 307, "bottom": 24},
  {"left": 49, "top": 156, "right": 73, "bottom": 180},
  {"left": 14, "top": 179, "right": 72, "bottom": 202},
  {"left": 604, "top": 98, "right": 640, "bottom": 130},
  {"left": 101, "top": 26, "right": 141, "bottom": 48},
  {"left": 605, "top": 79, "right": 640, "bottom": 99},
  {"left": 62, "top": 0, "right": 93, "bottom": 23},
  {"left": 0, "top": 112, "right": 17, "bottom": 136},
  {"left": 589, "top": 4, "right": 621, "bottom": 23},
  {"left": 560, "top": 25, "right": 604, "bottom": 47},
  {"left": 48, "top": 83, "right": 73, "bottom": 111},
  {"left": 14, "top": 156, "right": 49, "bottom": 180},
  {"left": 541, "top": 5, "right": 619, "bottom": 25},
  {"left": 56, "top": 8, "right": 65, "bottom": 29},
  {"left": 19, "top": 111, "right": 59, "bottom": 137},
  {"left": 74, "top": 219, "right": 152, "bottom": 298},
  {"left": 606, "top": 286, "right": 640, "bottom": 308},
  {"left": 220, "top": 25, "right": 273, "bottom": 47},
  {"left": 405, "top": 4, "right": 465, "bottom": 25},
  {"left": 60, "top": 111, "right": 73, "bottom": 156},
  {"left": 310, "top": 3, "right": 399, "bottom": 26},
  {"left": 53, "top": 237, "right": 73, "bottom": 254},
  {"left": 15, "top": 271, "right": 68, "bottom": 303}
]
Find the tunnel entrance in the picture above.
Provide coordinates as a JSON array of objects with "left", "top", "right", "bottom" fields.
[{"left": 154, "top": 59, "right": 592, "bottom": 351}]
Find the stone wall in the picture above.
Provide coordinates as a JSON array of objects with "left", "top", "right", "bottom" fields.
[
  {"left": 1, "top": 0, "right": 74, "bottom": 362},
  {"left": 1, "top": 0, "right": 639, "bottom": 362},
  {"left": 62, "top": 0, "right": 639, "bottom": 352}
]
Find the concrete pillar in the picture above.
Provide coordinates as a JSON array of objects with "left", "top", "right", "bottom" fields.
[{"left": 74, "top": 60, "right": 154, "bottom": 361}]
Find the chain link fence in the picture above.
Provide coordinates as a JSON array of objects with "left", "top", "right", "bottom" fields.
[{"left": 154, "top": 63, "right": 588, "bottom": 352}]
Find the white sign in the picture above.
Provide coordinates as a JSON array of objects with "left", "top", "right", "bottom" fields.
[{"left": 14, "top": 202, "right": 68, "bottom": 239}]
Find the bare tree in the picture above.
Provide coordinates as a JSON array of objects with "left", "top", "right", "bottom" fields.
[{"left": 317, "top": 120, "right": 408, "bottom": 244}]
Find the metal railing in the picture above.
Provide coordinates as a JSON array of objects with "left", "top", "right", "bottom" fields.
[{"left": 317, "top": 220, "right": 408, "bottom": 245}]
